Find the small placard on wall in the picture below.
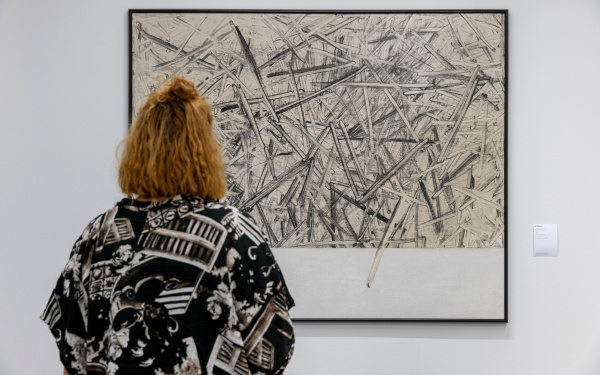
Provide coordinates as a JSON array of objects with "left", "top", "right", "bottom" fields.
[{"left": 533, "top": 224, "right": 558, "bottom": 257}]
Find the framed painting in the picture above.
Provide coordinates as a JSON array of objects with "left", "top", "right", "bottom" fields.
[{"left": 129, "top": 9, "right": 507, "bottom": 321}]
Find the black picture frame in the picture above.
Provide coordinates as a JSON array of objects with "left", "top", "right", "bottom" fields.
[{"left": 129, "top": 9, "right": 508, "bottom": 322}]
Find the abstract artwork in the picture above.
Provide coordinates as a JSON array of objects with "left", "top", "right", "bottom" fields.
[{"left": 130, "top": 10, "right": 507, "bottom": 321}]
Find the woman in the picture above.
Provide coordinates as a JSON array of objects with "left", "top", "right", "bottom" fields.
[{"left": 42, "top": 77, "right": 295, "bottom": 375}]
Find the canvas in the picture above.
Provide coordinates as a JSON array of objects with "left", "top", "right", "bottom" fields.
[{"left": 130, "top": 10, "right": 507, "bottom": 320}]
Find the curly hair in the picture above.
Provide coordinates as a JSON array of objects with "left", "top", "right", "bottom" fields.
[{"left": 118, "top": 76, "right": 226, "bottom": 200}]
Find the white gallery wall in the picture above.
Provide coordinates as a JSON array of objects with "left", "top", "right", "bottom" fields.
[{"left": 1, "top": 0, "right": 600, "bottom": 374}]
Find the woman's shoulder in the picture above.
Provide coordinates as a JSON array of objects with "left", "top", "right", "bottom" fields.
[
  {"left": 179, "top": 197, "right": 252, "bottom": 223},
  {"left": 204, "top": 201, "right": 259, "bottom": 234},
  {"left": 109, "top": 195, "right": 263, "bottom": 242}
]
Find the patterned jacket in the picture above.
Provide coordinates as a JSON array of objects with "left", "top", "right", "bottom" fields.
[{"left": 42, "top": 195, "right": 295, "bottom": 375}]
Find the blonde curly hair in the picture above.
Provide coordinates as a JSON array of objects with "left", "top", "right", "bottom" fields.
[{"left": 119, "top": 76, "right": 226, "bottom": 199}]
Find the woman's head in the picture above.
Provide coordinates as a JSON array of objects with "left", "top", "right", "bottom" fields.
[{"left": 119, "top": 76, "right": 226, "bottom": 200}]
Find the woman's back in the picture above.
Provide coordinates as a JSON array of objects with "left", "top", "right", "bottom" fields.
[{"left": 42, "top": 195, "right": 295, "bottom": 375}]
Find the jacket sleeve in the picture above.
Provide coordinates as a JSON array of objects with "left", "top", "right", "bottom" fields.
[
  {"left": 41, "top": 215, "right": 100, "bottom": 375},
  {"left": 226, "top": 209, "right": 295, "bottom": 375}
]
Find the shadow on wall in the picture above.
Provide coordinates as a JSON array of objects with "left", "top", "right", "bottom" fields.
[{"left": 294, "top": 322, "right": 510, "bottom": 340}]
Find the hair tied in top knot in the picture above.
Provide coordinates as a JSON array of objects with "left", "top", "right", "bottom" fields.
[{"left": 161, "top": 76, "right": 199, "bottom": 102}]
